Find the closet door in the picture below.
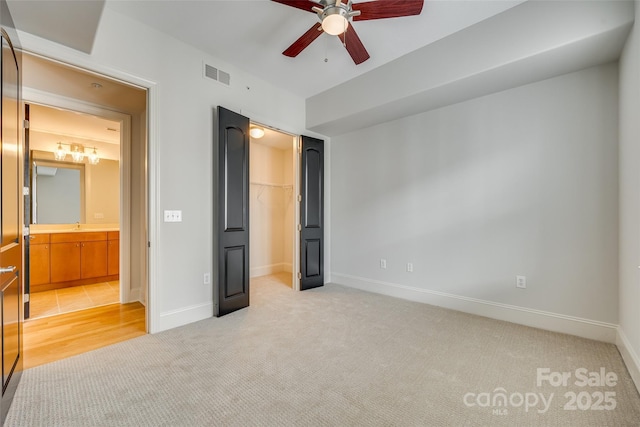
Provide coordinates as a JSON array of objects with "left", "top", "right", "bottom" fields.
[
  {"left": 215, "top": 106, "right": 250, "bottom": 316},
  {"left": 300, "top": 136, "right": 324, "bottom": 290}
]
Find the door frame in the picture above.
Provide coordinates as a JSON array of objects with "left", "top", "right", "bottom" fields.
[
  {"left": 248, "top": 120, "right": 301, "bottom": 291},
  {"left": 22, "top": 90, "right": 133, "bottom": 303},
  {"left": 16, "top": 37, "right": 158, "bottom": 332}
]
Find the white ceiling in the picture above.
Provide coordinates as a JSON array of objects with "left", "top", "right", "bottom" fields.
[
  {"left": 103, "top": 0, "right": 526, "bottom": 98},
  {"left": 28, "top": 103, "right": 122, "bottom": 161},
  {"left": 7, "top": 0, "right": 529, "bottom": 99},
  {"left": 6, "top": 0, "right": 635, "bottom": 138}
]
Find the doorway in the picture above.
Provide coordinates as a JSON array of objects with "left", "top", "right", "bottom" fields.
[
  {"left": 20, "top": 51, "right": 149, "bottom": 367},
  {"left": 249, "top": 124, "right": 298, "bottom": 291},
  {"left": 27, "top": 102, "right": 122, "bottom": 319}
]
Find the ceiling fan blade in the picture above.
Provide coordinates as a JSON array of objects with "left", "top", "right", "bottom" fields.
[
  {"left": 271, "top": 0, "right": 321, "bottom": 13},
  {"left": 283, "top": 24, "right": 323, "bottom": 57},
  {"left": 338, "top": 27, "right": 370, "bottom": 65},
  {"left": 353, "top": 0, "right": 424, "bottom": 21}
]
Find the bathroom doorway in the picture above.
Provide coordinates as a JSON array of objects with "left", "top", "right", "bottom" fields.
[
  {"left": 21, "top": 52, "right": 148, "bottom": 367},
  {"left": 27, "top": 102, "right": 123, "bottom": 319},
  {"left": 249, "top": 124, "right": 299, "bottom": 291}
]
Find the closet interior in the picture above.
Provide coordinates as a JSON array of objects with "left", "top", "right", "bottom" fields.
[{"left": 249, "top": 126, "right": 297, "bottom": 288}]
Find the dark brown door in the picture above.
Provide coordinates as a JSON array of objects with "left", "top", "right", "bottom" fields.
[
  {"left": 300, "top": 136, "right": 324, "bottom": 290},
  {"left": 1, "top": 28, "right": 23, "bottom": 422},
  {"left": 215, "top": 106, "right": 250, "bottom": 316}
]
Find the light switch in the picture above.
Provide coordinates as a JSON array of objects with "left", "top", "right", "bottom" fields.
[{"left": 164, "top": 210, "right": 182, "bottom": 222}]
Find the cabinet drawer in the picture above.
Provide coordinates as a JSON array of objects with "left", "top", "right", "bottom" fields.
[
  {"left": 50, "top": 232, "right": 108, "bottom": 243},
  {"left": 29, "top": 234, "right": 50, "bottom": 244},
  {"left": 107, "top": 231, "right": 119, "bottom": 240}
]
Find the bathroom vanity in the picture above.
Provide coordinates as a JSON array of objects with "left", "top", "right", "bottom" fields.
[{"left": 29, "top": 229, "right": 119, "bottom": 292}]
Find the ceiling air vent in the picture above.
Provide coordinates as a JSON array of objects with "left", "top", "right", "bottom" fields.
[{"left": 204, "top": 63, "right": 230, "bottom": 86}]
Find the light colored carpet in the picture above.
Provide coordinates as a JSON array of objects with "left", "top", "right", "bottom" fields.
[{"left": 6, "top": 275, "right": 640, "bottom": 426}]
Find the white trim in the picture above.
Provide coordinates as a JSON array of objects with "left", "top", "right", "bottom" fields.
[
  {"left": 332, "top": 273, "right": 618, "bottom": 343},
  {"left": 146, "top": 83, "right": 159, "bottom": 333},
  {"left": 17, "top": 32, "right": 159, "bottom": 334},
  {"left": 129, "top": 287, "right": 143, "bottom": 303},
  {"left": 157, "top": 302, "right": 213, "bottom": 332},
  {"left": 616, "top": 327, "right": 640, "bottom": 394},
  {"left": 251, "top": 262, "right": 292, "bottom": 278}
]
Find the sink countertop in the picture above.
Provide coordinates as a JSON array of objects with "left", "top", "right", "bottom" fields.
[
  {"left": 31, "top": 228, "right": 120, "bottom": 234},
  {"left": 30, "top": 224, "right": 120, "bottom": 234}
]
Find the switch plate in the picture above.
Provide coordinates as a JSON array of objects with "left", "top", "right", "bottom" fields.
[
  {"left": 380, "top": 259, "right": 387, "bottom": 269},
  {"left": 407, "top": 263, "right": 413, "bottom": 273},
  {"left": 164, "top": 210, "right": 182, "bottom": 222},
  {"left": 516, "top": 275, "right": 526, "bottom": 289},
  {"left": 203, "top": 273, "right": 211, "bottom": 285}
]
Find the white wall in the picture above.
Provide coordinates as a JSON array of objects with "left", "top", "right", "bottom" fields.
[
  {"left": 331, "top": 63, "right": 619, "bottom": 341},
  {"left": 618, "top": 1, "right": 640, "bottom": 390},
  {"left": 17, "top": 6, "right": 307, "bottom": 332},
  {"left": 85, "top": 158, "right": 119, "bottom": 224}
]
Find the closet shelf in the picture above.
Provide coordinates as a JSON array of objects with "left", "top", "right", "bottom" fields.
[{"left": 250, "top": 181, "right": 293, "bottom": 189}]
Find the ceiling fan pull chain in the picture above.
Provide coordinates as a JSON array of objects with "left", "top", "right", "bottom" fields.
[
  {"left": 324, "top": 34, "right": 329, "bottom": 63},
  {"left": 342, "top": 18, "right": 347, "bottom": 48}
]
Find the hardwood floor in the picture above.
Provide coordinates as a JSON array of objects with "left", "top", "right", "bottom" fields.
[{"left": 23, "top": 302, "right": 146, "bottom": 369}]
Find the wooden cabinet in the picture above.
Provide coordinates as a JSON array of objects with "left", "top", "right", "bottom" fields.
[
  {"left": 30, "top": 230, "right": 119, "bottom": 292},
  {"left": 50, "top": 242, "right": 81, "bottom": 283},
  {"left": 29, "top": 234, "right": 50, "bottom": 286},
  {"left": 80, "top": 241, "right": 108, "bottom": 279},
  {"left": 107, "top": 231, "right": 119, "bottom": 276}
]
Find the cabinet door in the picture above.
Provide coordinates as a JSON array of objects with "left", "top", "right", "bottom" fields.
[
  {"left": 50, "top": 242, "right": 81, "bottom": 282},
  {"left": 107, "top": 240, "right": 119, "bottom": 276},
  {"left": 81, "top": 241, "right": 108, "bottom": 279},
  {"left": 29, "top": 243, "right": 50, "bottom": 285}
]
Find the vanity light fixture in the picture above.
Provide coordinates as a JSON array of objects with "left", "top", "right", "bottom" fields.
[
  {"left": 54, "top": 142, "right": 66, "bottom": 161},
  {"left": 52, "top": 142, "right": 100, "bottom": 165},
  {"left": 70, "top": 144, "right": 85, "bottom": 163},
  {"left": 250, "top": 127, "right": 265, "bottom": 139},
  {"left": 88, "top": 148, "right": 100, "bottom": 165}
]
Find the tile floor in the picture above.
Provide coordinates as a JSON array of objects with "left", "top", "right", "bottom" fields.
[{"left": 29, "top": 281, "right": 120, "bottom": 320}]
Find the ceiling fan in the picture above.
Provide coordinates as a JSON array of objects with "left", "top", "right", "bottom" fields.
[{"left": 272, "top": 0, "right": 424, "bottom": 65}]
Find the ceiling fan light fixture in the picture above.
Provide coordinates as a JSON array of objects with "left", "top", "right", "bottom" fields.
[{"left": 321, "top": 7, "right": 349, "bottom": 36}]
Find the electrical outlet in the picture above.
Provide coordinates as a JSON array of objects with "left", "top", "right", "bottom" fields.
[
  {"left": 407, "top": 262, "right": 413, "bottom": 273},
  {"left": 203, "top": 273, "right": 210, "bottom": 285},
  {"left": 516, "top": 275, "right": 527, "bottom": 289},
  {"left": 380, "top": 259, "right": 387, "bottom": 269}
]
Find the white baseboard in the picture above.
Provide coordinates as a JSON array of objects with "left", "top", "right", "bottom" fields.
[
  {"left": 332, "top": 273, "right": 618, "bottom": 343},
  {"left": 128, "top": 287, "right": 143, "bottom": 304},
  {"left": 251, "top": 263, "right": 291, "bottom": 278},
  {"left": 157, "top": 302, "right": 213, "bottom": 332},
  {"left": 617, "top": 328, "right": 640, "bottom": 394}
]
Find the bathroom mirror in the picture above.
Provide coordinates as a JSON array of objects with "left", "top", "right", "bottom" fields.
[
  {"left": 30, "top": 150, "right": 120, "bottom": 225},
  {"left": 31, "top": 152, "right": 85, "bottom": 224}
]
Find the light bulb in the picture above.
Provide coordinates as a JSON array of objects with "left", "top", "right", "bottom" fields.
[
  {"left": 322, "top": 14, "right": 348, "bottom": 36},
  {"left": 71, "top": 144, "right": 84, "bottom": 162},
  {"left": 54, "top": 143, "right": 66, "bottom": 161},
  {"left": 88, "top": 148, "right": 100, "bottom": 165}
]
